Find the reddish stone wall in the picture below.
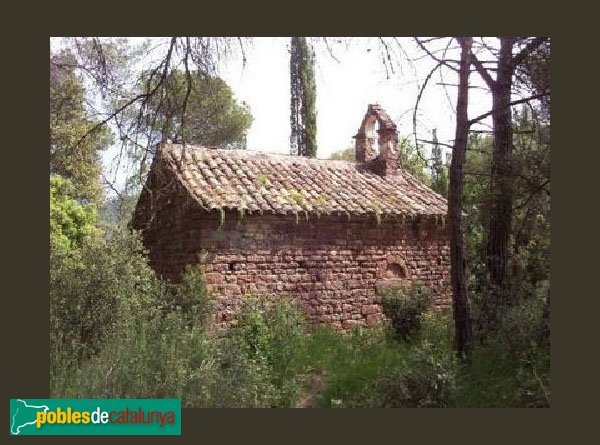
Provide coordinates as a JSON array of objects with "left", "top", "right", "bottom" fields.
[{"left": 133, "top": 167, "right": 451, "bottom": 330}]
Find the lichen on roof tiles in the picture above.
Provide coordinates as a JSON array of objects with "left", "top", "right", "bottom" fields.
[{"left": 157, "top": 144, "right": 448, "bottom": 218}]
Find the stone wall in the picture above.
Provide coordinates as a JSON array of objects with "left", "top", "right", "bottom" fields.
[{"left": 134, "top": 177, "right": 450, "bottom": 330}]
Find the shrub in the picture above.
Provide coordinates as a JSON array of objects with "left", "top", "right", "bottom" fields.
[
  {"left": 51, "top": 249, "right": 217, "bottom": 403},
  {"left": 50, "top": 174, "right": 99, "bottom": 255},
  {"left": 213, "top": 295, "right": 309, "bottom": 407},
  {"left": 168, "top": 264, "right": 214, "bottom": 328},
  {"left": 379, "top": 282, "right": 434, "bottom": 340},
  {"left": 373, "top": 312, "right": 459, "bottom": 407},
  {"left": 57, "top": 305, "right": 216, "bottom": 401},
  {"left": 50, "top": 227, "right": 160, "bottom": 369}
]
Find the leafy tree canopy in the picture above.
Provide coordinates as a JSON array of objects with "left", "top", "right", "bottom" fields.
[
  {"left": 399, "top": 138, "right": 430, "bottom": 185},
  {"left": 328, "top": 146, "right": 355, "bottom": 161},
  {"left": 50, "top": 174, "right": 99, "bottom": 255},
  {"left": 328, "top": 140, "right": 433, "bottom": 187},
  {"left": 143, "top": 70, "right": 253, "bottom": 149},
  {"left": 50, "top": 51, "right": 113, "bottom": 204}
]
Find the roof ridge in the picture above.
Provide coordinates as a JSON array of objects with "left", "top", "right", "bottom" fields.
[{"left": 159, "top": 143, "right": 357, "bottom": 168}]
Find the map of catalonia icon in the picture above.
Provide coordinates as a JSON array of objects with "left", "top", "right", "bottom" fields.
[{"left": 10, "top": 399, "right": 50, "bottom": 435}]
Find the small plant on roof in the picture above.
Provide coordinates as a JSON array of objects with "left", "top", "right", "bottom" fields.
[
  {"left": 256, "top": 173, "right": 272, "bottom": 188},
  {"left": 384, "top": 194, "right": 400, "bottom": 206},
  {"left": 288, "top": 189, "right": 305, "bottom": 206},
  {"left": 314, "top": 195, "right": 327, "bottom": 208}
]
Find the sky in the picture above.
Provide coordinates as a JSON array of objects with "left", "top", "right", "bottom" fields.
[{"left": 214, "top": 37, "right": 493, "bottom": 158}]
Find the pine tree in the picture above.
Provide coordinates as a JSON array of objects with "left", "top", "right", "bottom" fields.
[
  {"left": 50, "top": 50, "right": 113, "bottom": 204},
  {"left": 290, "top": 37, "right": 317, "bottom": 157}
]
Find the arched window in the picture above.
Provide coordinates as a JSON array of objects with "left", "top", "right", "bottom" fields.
[{"left": 383, "top": 262, "right": 407, "bottom": 280}]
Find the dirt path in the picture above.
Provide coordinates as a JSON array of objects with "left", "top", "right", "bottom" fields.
[{"left": 296, "top": 369, "right": 327, "bottom": 408}]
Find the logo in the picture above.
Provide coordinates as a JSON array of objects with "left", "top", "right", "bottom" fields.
[{"left": 9, "top": 399, "right": 181, "bottom": 435}]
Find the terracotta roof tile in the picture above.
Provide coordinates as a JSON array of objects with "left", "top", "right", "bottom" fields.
[{"left": 158, "top": 144, "right": 448, "bottom": 219}]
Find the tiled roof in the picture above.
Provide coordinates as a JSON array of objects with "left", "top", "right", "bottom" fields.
[{"left": 157, "top": 144, "right": 447, "bottom": 219}]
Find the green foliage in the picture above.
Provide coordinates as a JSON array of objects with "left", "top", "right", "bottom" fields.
[
  {"left": 98, "top": 193, "right": 140, "bottom": 229},
  {"left": 379, "top": 282, "right": 434, "bottom": 340},
  {"left": 144, "top": 70, "right": 253, "bottom": 149},
  {"left": 54, "top": 303, "right": 215, "bottom": 402},
  {"left": 328, "top": 146, "right": 356, "bottom": 161},
  {"left": 50, "top": 232, "right": 215, "bottom": 402},
  {"left": 430, "top": 164, "right": 449, "bottom": 197},
  {"left": 429, "top": 129, "right": 449, "bottom": 197},
  {"left": 305, "top": 312, "right": 459, "bottom": 408},
  {"left": 509, "top": 107, "right": 550, "bottom": 298},
  {"left": 454, "top": 297, "right": 550, "bottom": 407},
  {"left": 50, "top": 51, "right": 113, "bottom": 203},
  {"left": 290, "top": 37, "right": 317, "bottom": 157},
  {"left": 465, "top": 111, "right": 550, "bottom": 333},
  {"left": 171, "top": 264, "right": 213, "bottom": 322},
  {"left": 307, "top": 327, "right": 410, "bottom": 407},
  {"left": 364, "top": 313, "right": 459, "bottom": 408},
  {"left": 50, "top": 175, "right": 99, "bottom": 254},
  {"left": 463, "top": 133, "right": 493, "bottom": 299},
  {"left": 399, "top": 138, "right": 430, "bottom": 184},
  {"left": 214, "top": 295, "right": 308, "bottom": 407},
  {"left": 50, "top": 228, "right": 160, "bottom": 365}
]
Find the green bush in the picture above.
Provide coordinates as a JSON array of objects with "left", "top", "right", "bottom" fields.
[
  {"left": 51, "top": 247, "right": 217, "bottom": 403},
  {"left": 168, "top": 264, "right": 215, "bottom": 328},
  {"left": 379, "top": 282, "right": 434, "bottom": 340},
  {"left": 57, "top": 305, "right": 216, "bottom": 402},
  {"left": 213, "top": 295, "right": 309, "bottom": 407},
  {"left": 50, "top": 174, "right": 99, "bottom": 255},
  {"left": 370, "top": 313, "right": 459, "bottom": 407},
  {"left": 50, "top": 227, "right": 160, "bottom": 368}
]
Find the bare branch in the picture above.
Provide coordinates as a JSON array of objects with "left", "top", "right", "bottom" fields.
[
  {"left": 467, "top": 92, "right": 549, "bottom": 126},
  {"left": 378, "top": 37, "right": 395, "bottom": 78},
  {"left": 237, "top": 37, "right": 247, "bottom": 67},
  {"left": 436, "top": 82, "right": 489, "bottom": 91},
  {"left": 471, "top": 51, "right": 496, "bottom": 90},
  {"left": 414, "top": 37, "right": 459, "bottom": 72},
  {"left": 181, "top": 37, "right": 193, "bottom": 148},
  {"left": 413, "top": 61, "right": 443, "bottom": 157},
  {"left": 417, "top": 139, "right": 454, "bottom": 149},
  {"left": 321, "top": 37, "right": 341, "bottom": 63}
]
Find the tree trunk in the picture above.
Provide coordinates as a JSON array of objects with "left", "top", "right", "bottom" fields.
[
  {"left": 449, "top": 37, "right": 473, "bottom": 358},
  {"left": 483, "top": 38, "right": 515, "bottom": 328}
]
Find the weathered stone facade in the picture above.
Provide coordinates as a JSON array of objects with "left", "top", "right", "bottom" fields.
[{"left": 132, "top": 105, "right": 451, "bottom": 329}]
